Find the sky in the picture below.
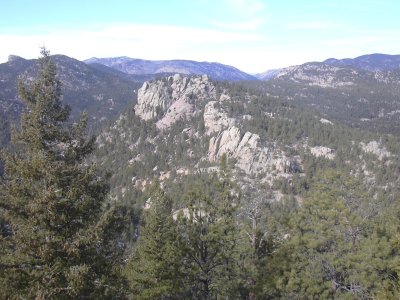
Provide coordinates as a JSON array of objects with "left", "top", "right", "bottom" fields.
[{"left": 0, "top": 0, "right": 399, "bottom": 73}]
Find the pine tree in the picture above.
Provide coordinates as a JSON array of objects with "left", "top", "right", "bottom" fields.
[
  {"left": 126, "top": 163, "right": 242, "bottom": 299},
  {"left": 126, "top": 183, "right": 185, "bottom": 299},
  {"left": 175, "top": 169, "right": 241, "bottom": 299},
  {"left": 371, "top": 200, "right": 400, "bottom": 298},
  {"left": 238, "top": 191, "right": 274, "bottom": 299},
  {"left": 0, "top": 49, "right": 124, "bottom": 299},
  {"left": 282, "top": 170, "right": 378, "bottom": 299}
]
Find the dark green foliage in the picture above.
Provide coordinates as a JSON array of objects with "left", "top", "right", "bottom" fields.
[
  {"left": 0, "top": 112, "right": 8, "bottom": 176},
  {"left": 176, "top": 172, "right": 241, "bottom": 299},
  {"left": 237, "top": 191, "right": 272, "bottom": 298},
  {"left": 244, "top": 66, "right": 400, "bottom": 136},
  {"left": 0, "top": 54, "right": 144, "bottom": 150},
  {"left": 0, "top": 49, "right": 125, "bottom": 299},
  {"left": 2, "top": 48, "right": 400, "bottom": 299},
  {"left": 81, "top": 68, "right": 400, "bottom": 299},
  {"left": 126, "top": 167, "right": 242, "bottom": 299},
  {"left": 278, "top": 170, "right": 397, "bottom": 298},
  {"left": 124, "top": 169, "right": 400, "bottom": 299},
  {"left": 0, "top": 112, "right": 10, "bottom": 148},
  {"left": 126, "top": 183, "right": 185, "bottom": 299}
]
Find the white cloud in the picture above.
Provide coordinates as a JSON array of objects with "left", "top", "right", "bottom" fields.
[
  {"left": 321, "top": 29, "right": 400, "bottom": 50},
  {"left": 0, "top": 23, "right": 267, "bottom": 72},
  {"left": 2, "top": 20, "right": 399, "bottom": 74}
]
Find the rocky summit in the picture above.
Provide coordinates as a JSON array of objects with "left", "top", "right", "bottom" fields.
[
  {"left": 130, "top": 75, "right": 301, "bottom": 186},
  {"left": 135, "top": 74, "right": 216, "bottom": 129}
]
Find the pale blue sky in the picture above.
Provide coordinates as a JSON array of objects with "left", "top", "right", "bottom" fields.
[{"left": 0, "top": 0, "right": 399, "bottom": 73}]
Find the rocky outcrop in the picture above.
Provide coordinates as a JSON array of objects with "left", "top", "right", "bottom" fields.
[
  {"left": 209, "top": 127, "right": 262, "bottom": 174},
  {"left": 203, "top": 101, "right": 236, "bottom": 134},
  {"left": 209, "top": 127, "right": 258, "bottom": 160},
  {"left": 360, "top": 141, "right": 391, "bottom": 160},
  {"left": 135, "top": 74, "right": 216, "bottom": 129},
  {"left": 275, "top": 157, "right": 301, "bottom": 173},
  {"left": 275, "top": 63, "right": 357, "bottom": 88},
  {"left": 320, "top": 118, "right": 333, "bottom": 125},
  {"left": 133, "top": 74, "right": 303, "bottom": 185},
  {"left": 310, "top": 146, "right": 335, "bottom": 160},
  {"left": 208, "top": 126, "right": 299, "bottom": 176}
]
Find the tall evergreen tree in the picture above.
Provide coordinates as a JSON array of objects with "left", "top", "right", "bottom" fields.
[
  {"left": 282, "top": 170, "right": 379, "bottom": 299},
  {"left": 238, "top": 191, "right": 275, "bottom": 299},
  {"left": 371, "top": 200, "right": 400, "bottom": 298},
  {"left": 126, "top": 161, "right": 242, "bottom": 299},
  {"left": 175, "top": 168, "right": 242, "bottom": 299},
  {"left": 0, "top": 49, "right": 124, "bottom": 299},
  {"left": 126, "top": 183, "right": 185, "bottom": 299}
]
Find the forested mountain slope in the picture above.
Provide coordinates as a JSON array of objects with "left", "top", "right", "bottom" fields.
[
  {"left": 3, "top": 50, "right": 400, "bottom": 297},
  {"left": 0, "top": 54, "right": 143, "bottom": 147},
  {"left": 250, "top": 61, "right": 400, "bottom": 135},
  {"left": 324, "top": 53, "right": 400, "bottom": 71},
  {"left": 96, "top": 74, "right": 400, "bottom": 209},
  {"left": 93, "top": 74, "right": 400, "bottom": 298}
]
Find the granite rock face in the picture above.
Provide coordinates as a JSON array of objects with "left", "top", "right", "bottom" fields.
[
  {"left": 203, "top": 100, "right": 236, "bottom": 134},
  {"left": 310, "top": 146, "right": 335, "bottom": 160},
  {"left": 135, "top": 74, "right": 302, "bottom": 180},
  {"left": 135, "top": 74, "right": 216, "bottom": 129},
  {"left": 360, "top": 141, "right": 391, "bottom": 160},
  {"left": 208, "top": 126, "right": 299, "bottom": 176}
]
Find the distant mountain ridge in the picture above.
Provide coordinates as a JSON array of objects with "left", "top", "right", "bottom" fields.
[
  {"left": 254, "top": 68, "right": 282, "bottom": 80},
  {"left": 252, "top": 55, "right": 400, "bottom": 135},
  {"left": 3, "top": 51, "right": 400, "bottom": 149},
  {"left": 85, "top": 57, "right": 257, "bottom": 81},
  {"left": 257, "top": 53, "right": 400, "bottom": 81},
  {"left": 323, "top": 53, "right": 400, "bottom": 71},
  {"left": 0, "top": 54, "right": 145, "bottom": 147},
  {"left": 0, "top": 54, "right": 142, "bottom": 118}
]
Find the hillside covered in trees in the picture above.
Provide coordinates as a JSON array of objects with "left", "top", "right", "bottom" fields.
[{"left": 1, "top": 51, "right": 400, "bottom": 299}]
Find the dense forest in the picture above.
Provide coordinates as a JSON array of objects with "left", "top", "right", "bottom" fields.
[{"left": 1, "top": 51, "right": 400, "bottom": 299}]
